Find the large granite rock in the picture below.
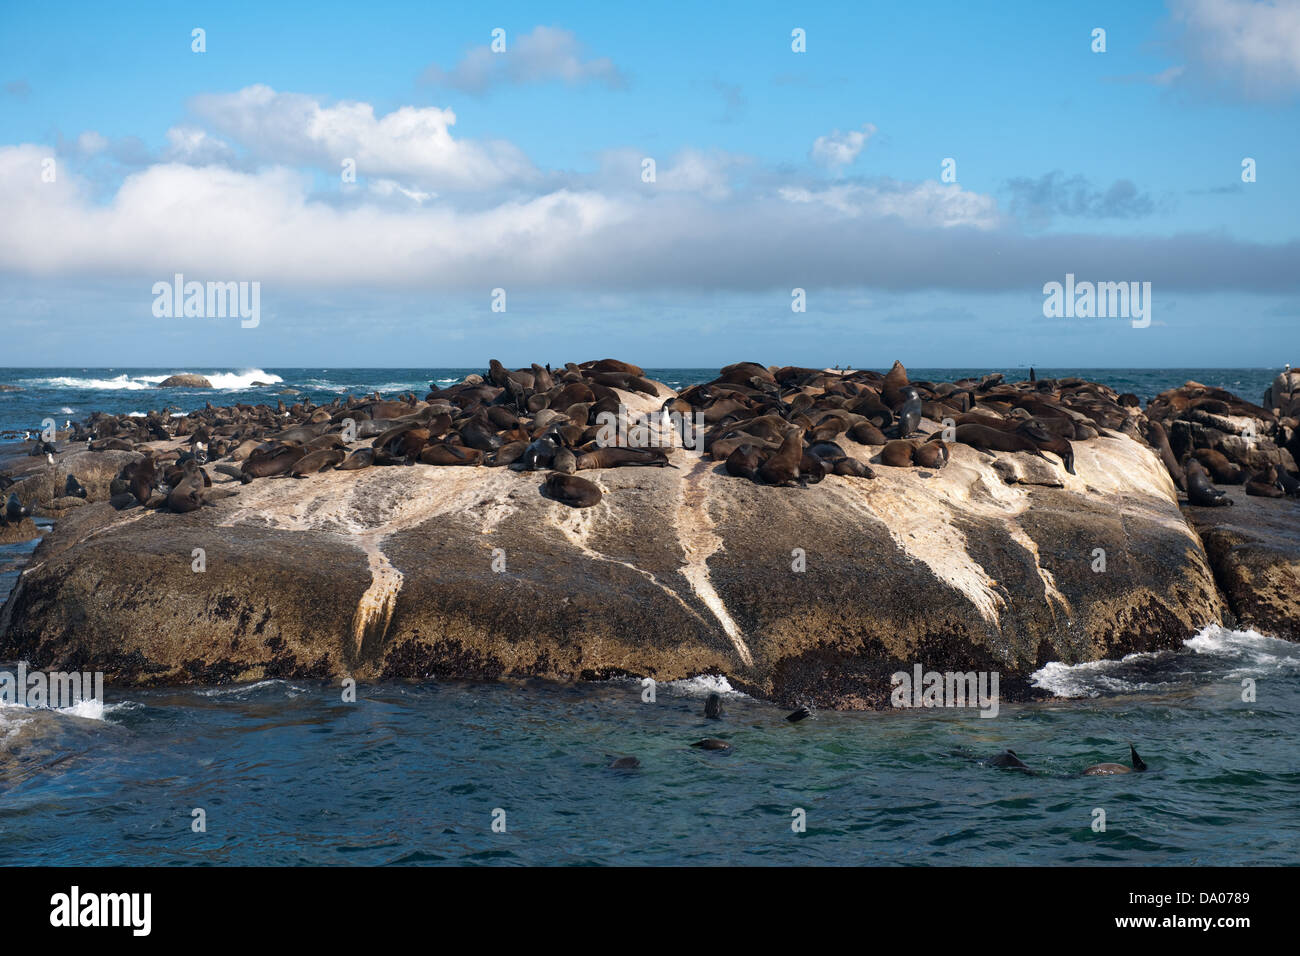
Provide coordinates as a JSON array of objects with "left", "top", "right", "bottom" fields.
[{"left": 0, "top": 421, "right": 1226, "bottom": 708}]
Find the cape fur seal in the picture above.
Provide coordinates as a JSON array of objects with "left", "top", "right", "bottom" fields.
[
  {"left": 880, "top": 440, "right": 916, "bottom": 467},
  {"left": 1246, "top": 465, "right": 1285, "bottom": 498},
  {"left": 690, "top": 738, "right": 732, "bottom": 751},
  {"left": 757, "top": 430, "right": 803, "bottom": 486},
  {"left": 987, "top": 750, "right": 1033, "bottom": 773},
  {"left": 543, "top": 472, "right": 602, "bottom": 508},
  {"left": 1186, "top": 460, "right": 1233, "bottom": 507},
  {"left": 290, "top": 448, "right": 346, "bottom": 477},
  {"left": 1082, "top": 744, "right": 1147, "bottom": 776}
]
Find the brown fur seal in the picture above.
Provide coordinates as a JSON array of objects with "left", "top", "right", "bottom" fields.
[
  {"left": 336, "top": 447, "right": 375, "bottom": 470},
  {"left": 832, "top": 457, "right": 875, "bottom": 478},
  {"left": 881, "top": 360, "right": 910, "bottom": 408},
  {"left": 166, "top": 459, "right": 206, "bottom": 513},
  {"left": 690, "top": 738, "right": 732, "bottom": 752},
  {"left": 941, "top": 423, "right": 1053, "bottom": 465},
  {"left": 574, "top": 447, "right": 671, "bottom": 469},
  {"left": 725, "top": 445, "right": 762, "bottom": 481},
  {"left": 1144, "top": 420, "right": 1185, "bottom": 491},
  {"left": 847, "top": 421, "right": 887, "bottom": 445},
  {"left": 758, "top": 429, "right": 803, "bottom": 486},
  {"left": 128, "top": 454, "right": 159, "bottom": 504},
  {"left": 1193, "top": 448, "right": 1246, "bottom": 484},
  {"left": 1082, "top": 744, "right": 1147, "bottom": 776},
  {"left": 1186, "top": 459, "right": 1232, "bottom": 507},
  {"left": 880, "top": 439, "right": 916, "bottom": 467},
  {"left": 912, "top": 441, "right": 949, "bottom": 469},
  {"left": 417, "top": 443, "right": 483, "bottom": 466},
  {"left": 290, "top": 448, "right": 346, "bottom": 476},
  {"left": 543, "top": 472, "right": 602, "bottom": 508},
  {"left": 1246, "top": 465, "right": 1285, "bottom": 498},
  {"left": 552, "top": 446, "right": 578, "bottom": 474},
  {"left": 242, "top": 443, "right": 306, "bottom": 479}
]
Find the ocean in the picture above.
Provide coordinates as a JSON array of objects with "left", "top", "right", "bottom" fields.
[{"left": 0, "top": 366, "right": 1296, "bottom": 866}]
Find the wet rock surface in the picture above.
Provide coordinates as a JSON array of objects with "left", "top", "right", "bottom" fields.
[{"left": 1187, "top": 492, "right": 1300, "bottom": 641}]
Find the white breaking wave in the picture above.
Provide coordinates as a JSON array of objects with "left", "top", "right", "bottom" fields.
[
  {"left": 1184, "top": 624, "right": 1300, "bottom": 676},
  {"left": 206, "top": 370, "right": 283, "bottom": 389},
  {"left": 41, "top": 374, "right": 153, "bottom": 391},
  {"left": 30, "top": 369, "right": 282, "bottom": 390},
  {"left": 663, "top": 674, "right": 749, "bottom": 698},
  {"left": 1031, "top": 624, "right": 1299, "bottom": 697},
  {"left": 0, "top": 697, "right": 132, "bottom": 722},
  {"left": 1030, "top": 653, "right": 1168, "bottom": 698}
]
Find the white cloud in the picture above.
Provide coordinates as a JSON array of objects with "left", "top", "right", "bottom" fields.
[
  {"left": 189, "top": 85, "right": 536, "bottom": 190},
  {"left": 811, "top": 124, "right": 876, "bottom": 168},
  {"left": 779, "top": 179, "right": 1000, "bottom": 230},
  {"left": 1170, "top": 0, "right": 1300, "bottom": 99},
  {"left": 162, "top": 125, "right": 237, "bottom": 165},
  {"left": 423, "top": 25, "right": 625, "bottom": 93}
]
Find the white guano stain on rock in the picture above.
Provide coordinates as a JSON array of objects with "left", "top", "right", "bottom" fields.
[{"left": 675, "top": 458, "right": 753, "bottom": 667}]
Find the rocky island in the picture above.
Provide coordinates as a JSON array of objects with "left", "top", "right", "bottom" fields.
[{"left": 1, "top": 360, "right": 1296, "bottom": 708}]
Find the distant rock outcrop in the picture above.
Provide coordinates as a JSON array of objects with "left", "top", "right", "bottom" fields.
[{"left": 157, "top": 374, "right": 212, "bottom": 388}]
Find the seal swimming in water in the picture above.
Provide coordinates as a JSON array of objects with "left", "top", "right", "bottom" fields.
[
  {"left": 1082, "top": 744, "right": 1147, "bottom": 776},
  {"left": 690, "top": 738, "right": 731, "bottom": 751},
  {"left": 785, "top": 705, "right": 812, "bottom": 722},
  {"left": 704, "top": 693, "right": 723, "bottom": 719},
  {"left": 608, "top": 756, "right": 640, "bottom": 770},
  {"left": 987, "top": 749, "right": 1033, "bottom": 773}
]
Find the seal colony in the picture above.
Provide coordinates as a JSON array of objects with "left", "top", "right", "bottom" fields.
[
  {"left": 2, "top": 358, "right": 1295, "bottom": 708},
  {"left": 39, "top": 358, "right": 1298, "bottom": 519}
]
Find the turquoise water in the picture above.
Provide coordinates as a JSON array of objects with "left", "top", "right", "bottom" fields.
[
  {"left": 0, "top": 366, "right": 1296, "bottom": 865},
  {"left": 0, "top": 627, "right": 1296, "bottom": 866}
]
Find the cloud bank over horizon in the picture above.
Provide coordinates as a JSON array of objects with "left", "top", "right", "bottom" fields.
[{"left": 0, "top": 1, "right": 1297, "bottom": 366}]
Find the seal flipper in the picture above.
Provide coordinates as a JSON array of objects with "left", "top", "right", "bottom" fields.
[{"left": 1130, "top": 744, "right": 1147, "bottom": 772}]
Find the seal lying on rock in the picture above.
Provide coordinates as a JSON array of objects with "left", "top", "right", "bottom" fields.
[
  {"left": 543, "top": 473, "right": 602, "bottom": 508},
  {"left": 1186, "top": 460, "right": 1233, "bottom": 507},
  {"left": 1246, "top": 465, "right": 1285, "bottom": 498}
]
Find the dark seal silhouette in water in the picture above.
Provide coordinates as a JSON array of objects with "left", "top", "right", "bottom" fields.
[
  {"left": 785, "top": 705, "right": 813, "bottom": 722},
  {"left": 690, "top": 738, "right": 731, "bottom": 751},
  {"left": 1082, "top": 744, "right": 1147, "bottom": 776},
  {"left": 704, "top": 693, "right": 723, "bottom": 719},
  {"left": 608, "top": 756, "right": 640, "bottom": 770},
  {"left": 987, "top": 750, "right": 1034, "bottom": 773}
]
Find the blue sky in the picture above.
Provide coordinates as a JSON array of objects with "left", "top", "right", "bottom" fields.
[{"left": 1, "top": 0, "right": 1297, "bottom": 367}]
